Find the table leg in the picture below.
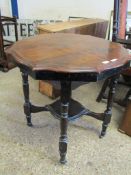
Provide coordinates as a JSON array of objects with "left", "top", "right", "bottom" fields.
[
  {"left": 96, "top": 78, "right": 110, "bottom": 102},
  {"left": 21, "top": 71, "right": 32, "bottom": 126},
  {"left": 59, "top": 81, "right": 71, "bottom": 164},
  {"left": 100, "top": 75, "right": 119, "bottom": 138}
]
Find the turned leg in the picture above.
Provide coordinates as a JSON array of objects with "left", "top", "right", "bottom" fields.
[
  {"left": 100, "top": 75, "right": 119, "bottom": 138},
  {"left": 21, "top": 71, "right": 32, "bottom": 126},
  {"left": 59, "top": 81, "right": 71, "bottom": 164},
  {"left": 96, "top": 78, "right": 110, "bottom": 102}
]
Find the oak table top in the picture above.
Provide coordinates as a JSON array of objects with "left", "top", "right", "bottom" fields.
[
  {"left": 37, "top": 18, "right": 107, "bottom": 33},
  {"left": 6, "top": 33, "right": 130, "bottom": 81}
]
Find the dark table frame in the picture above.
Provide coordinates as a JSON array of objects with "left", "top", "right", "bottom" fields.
[{"left": 19, "top": 61, "right": 130, "bottom": 164}]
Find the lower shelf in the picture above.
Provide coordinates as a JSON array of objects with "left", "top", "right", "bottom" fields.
[{"left": 46, "top": 98, "right": 87, "bottom": 121}]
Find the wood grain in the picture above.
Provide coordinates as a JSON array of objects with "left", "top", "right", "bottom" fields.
[
  {"left": 38, "top": 18, "right": 107, "bottom": 34},
  {"left": 38, "top": 19, "right": 108, "bottom": 98},
  {"left": 6, "top": 33, "right": 130, "bottom": 74}
]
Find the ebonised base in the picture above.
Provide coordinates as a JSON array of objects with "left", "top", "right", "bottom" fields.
[{"left": 21, "top": 71, "right": 119, "bottom": 164}]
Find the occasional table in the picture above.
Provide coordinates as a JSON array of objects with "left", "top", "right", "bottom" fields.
[{"left": 6, "top": 33, "right": 130, "bottom": 164}]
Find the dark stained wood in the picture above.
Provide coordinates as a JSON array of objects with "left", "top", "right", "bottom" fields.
[
  {"left": 0, "top": 14, "right": 18, "bottom": 71},
  {"left": 5, "top": 33, "right": 131, "bottom": 164},
  {"left": 100, "top": 75, "right": 119, "bottom": 137},
  {"left": 6, "top": 33, "right": 130, "bottom": 77},
  {"left": 22, "top": 72, "right": 32, "bottom": 126},
  {"left": 59, "top": 81, "right": 71, "bottom": 164}
]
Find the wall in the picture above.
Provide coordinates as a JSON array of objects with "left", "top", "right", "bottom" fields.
[
  {"left": 0, "top": 0, "right": 11, "bottom": 16},
  {"left": 1, "top": 0, "right": 131, "bottom": 20},
  {"left": 17, "top": 0, "right": 114, "bottom": 20},
  {"left": 128, "top": 1, "right": 131, "bottom": 11}
]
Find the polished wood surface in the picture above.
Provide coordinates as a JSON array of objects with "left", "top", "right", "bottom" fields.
[
  {"left": 38, "top": 18, "right": 108, "bottom": 98},
  {"left": 6, "top": 33, "right": 130, "bottom": 76},
  {"left": 38, "top": 18, "right": 108, "bottom": 38}
]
